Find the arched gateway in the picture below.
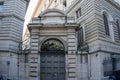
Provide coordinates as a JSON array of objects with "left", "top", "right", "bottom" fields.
[
  {"left": 28, "top": 9, "right": 78, "bottom": 80},
  {"left": 40, "top": 39, "right": 65, "bottom": 80}
]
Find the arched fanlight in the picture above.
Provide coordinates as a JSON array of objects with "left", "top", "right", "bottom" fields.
[{"left": 41, "top": 39, "right": 64, "bottom": 51}]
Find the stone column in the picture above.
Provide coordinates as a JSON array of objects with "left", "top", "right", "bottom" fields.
[
  {"left": 67, "top": 27, "right": 77, "bottom": 80},
  {"left": 29, "top": 28, "right": 40, "bottom": 80}
]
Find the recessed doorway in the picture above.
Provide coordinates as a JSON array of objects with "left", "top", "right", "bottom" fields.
[{"left": 40, "top": 39, "right": 65, "bottom": 80}]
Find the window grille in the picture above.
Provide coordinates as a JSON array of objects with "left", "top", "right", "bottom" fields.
[{"left": 77, "top": 27, "right": 84, "bottom": 50}]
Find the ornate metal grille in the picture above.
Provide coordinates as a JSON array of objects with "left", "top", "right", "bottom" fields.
[
  {"left": 77, "top": 27, "right": 84, "bottom": 50},
  {"left": 41, "top": 39, "right": 64, "bottom": 51}
]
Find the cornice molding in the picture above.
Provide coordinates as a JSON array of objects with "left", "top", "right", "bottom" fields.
[
  {"left": 66, "top": 0, "right": 83, "bottom": 14},
  {"left": 105, "top": 0, "right": 120, "bottom": 11},
  {"left": 0, "top": 13, "right": 24, "bottom": 21}
]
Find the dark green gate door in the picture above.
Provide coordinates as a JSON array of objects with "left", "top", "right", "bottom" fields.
[
  {"left": 40, "top": 51, "right": 65, "bottom": 80},
  {"left": 40, "top": 39, "right": 65, "bottom": 80}
]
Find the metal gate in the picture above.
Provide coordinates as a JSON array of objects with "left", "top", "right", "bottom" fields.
[{"left": 40, "top": 51, "right": 65, "bottom": 80}]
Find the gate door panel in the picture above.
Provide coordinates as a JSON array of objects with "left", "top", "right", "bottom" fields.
[{"left": 40, "top": 51, "right": 65, "bottom": 80}]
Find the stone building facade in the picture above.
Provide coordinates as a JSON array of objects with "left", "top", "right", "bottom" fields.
[
  {"left": 0, "top": 0, "right": 27, "bottom": 80},
  {"left": 25, "top": 0, "right": 120, "bottom": 80}
]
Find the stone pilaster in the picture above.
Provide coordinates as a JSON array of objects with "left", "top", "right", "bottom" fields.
[
  {"left": 67, "top": 28, "right": 77, "bottom": 80},
  {"left": 29, "top": 28, "right": 40, "bottom": 80}
]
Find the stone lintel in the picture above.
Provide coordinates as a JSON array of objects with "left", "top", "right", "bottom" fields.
[{"left": 27, "top": 23, "right": 43, "bottom": 31}]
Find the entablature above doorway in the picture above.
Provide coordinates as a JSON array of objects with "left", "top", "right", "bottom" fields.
[{"left": 27, "top": 9, "right": 79, "bottom": 31}]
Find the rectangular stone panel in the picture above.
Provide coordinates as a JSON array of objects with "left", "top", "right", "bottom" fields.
[
  {"left": 30, "top": 67, "right": 38, "bottom": 72},
  {"left": 68, "top": 63, "right": 76, "bottom": 68},
  {"left": 68, "top": 39, "right": 75, "bottom": 43},
  {"left": 29, "top": 72, "right": 38, "bottom": 77},
  {"left": 68, "top": 59, "right": 76, "bottom": 63},
  {"left": 68, "top": 35, "right": 75, "bottom": 38},
  {"left": 31, "top": 36, "right": 39, "bottom": 39},
  {"left": 31, "top": 51, "right": 38, "bottom": 53},
  {"left": 68, "top": 68, "right": 76, "bottom": 72},
  {"left": 68, "top": 47, "right": 76, "bottom": 50},
  {"left": 31, "top": 39, "right": 39, "bottom": 42},
  {"left": 30, "top": 63, "right": 38, "bottom": 67},
  {"left": 67, "top": 55, "right": 76, "bottom": 59},
  {"left": 31, "top": 46, "right": 38, "bottom": 50},
  {"left": 30, "top": 54, "right": 39, "bottom": 57},
  {"left": 30, "top": 59, "right": 38, "bottom": 63},
  {"left": 31, "top": 29, "right": 40, "bottom": 33},
  {"left": 68, "top": 72, "right": 76, "bottom": 77},
  {"left": 68, "top": 43, "right": 76, "bottom": 47}
]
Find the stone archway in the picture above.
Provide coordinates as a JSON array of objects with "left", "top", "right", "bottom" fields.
[
  {"left": 40, "top": 39, "right": 65, "bottom": 80},
  {"left": 28, "top": 9, "right": 78, "bottom": 80}
]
